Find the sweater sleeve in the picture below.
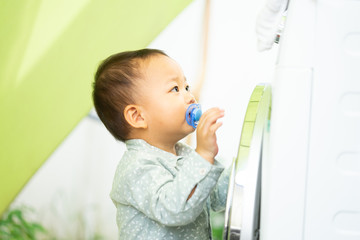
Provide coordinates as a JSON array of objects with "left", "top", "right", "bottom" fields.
[
  {"left": 210, "top": 165, "right": 231, "bottom": 212},
  {"left": 115, "top": 150, "right": 224, "bottom": 227}
]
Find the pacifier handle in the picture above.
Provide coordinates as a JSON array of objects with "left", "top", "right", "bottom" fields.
[{"left": 186, "top": 104, "right": 202, "bottom": 128}]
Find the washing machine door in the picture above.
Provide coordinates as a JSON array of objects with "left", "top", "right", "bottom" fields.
[{"left": 223, "top": 84, "right": 271, "bottom": 240}]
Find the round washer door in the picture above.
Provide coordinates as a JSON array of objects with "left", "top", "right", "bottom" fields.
[{"left": 223, "top": 84, "right": 271, "bottom": 240}]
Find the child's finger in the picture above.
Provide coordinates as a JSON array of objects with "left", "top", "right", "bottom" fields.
[
  {"left": 199, "top": 108, "right": 224, "bottom": 129},
  {"left": 200, "top": 115, "right": 223, "bottom": 133},
  {"left": 209, "top": 121, "right": 223, "bottom": 133},
  {"left": 200, "top": 108, "right": 224, "bottom": 123}
]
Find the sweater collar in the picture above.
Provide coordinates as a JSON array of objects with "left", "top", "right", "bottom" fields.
[{"left": 125, "top": 139, "right": 184, "bottom": 162}]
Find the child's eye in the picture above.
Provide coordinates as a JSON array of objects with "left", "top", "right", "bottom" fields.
[
  {"left": 185, "top": 85, "right": 190, "bottom": 91},
  {"left": 171, "top": 86, "right": 179, "bottom": 92}
]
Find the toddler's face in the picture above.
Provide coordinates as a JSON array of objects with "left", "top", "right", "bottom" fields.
[{"left": 138, "top": 55, "right": 196, "bottom": 142}]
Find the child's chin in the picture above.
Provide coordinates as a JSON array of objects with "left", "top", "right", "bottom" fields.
[
  {"left": 184, "top": 122, "right": 196, "bottom": 133},
  {"left": 188, "top": 126, "right": 196, "bottom": 133}
]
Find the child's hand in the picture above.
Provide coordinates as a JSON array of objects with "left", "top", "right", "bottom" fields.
[{"left": 195, "top": 107, "right": 224, "bottom": 164}]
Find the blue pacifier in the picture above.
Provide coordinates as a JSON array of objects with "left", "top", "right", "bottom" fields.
[{"left": 186, "top": 103, "right": 202, "bottom": 128}]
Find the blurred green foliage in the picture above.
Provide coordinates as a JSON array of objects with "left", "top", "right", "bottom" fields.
[
  {"left": 0, "top": 207, "right": 50, "bottom": 240},
  {"left": 211, "top": 211, "right": 225, "bottom": 240}
]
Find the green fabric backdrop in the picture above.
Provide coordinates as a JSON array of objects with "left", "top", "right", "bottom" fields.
[{"left": 0, "top": 0, "right": 192, "bottom": 216}]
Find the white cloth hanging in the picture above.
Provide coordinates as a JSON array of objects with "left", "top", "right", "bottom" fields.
[{"left": 256, "top": 0, "right": 289, "bottom": 51}]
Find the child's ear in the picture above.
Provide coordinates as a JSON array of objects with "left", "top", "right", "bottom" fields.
[{"left": 124, "top": 105, "right": 147, "bottom": 129}]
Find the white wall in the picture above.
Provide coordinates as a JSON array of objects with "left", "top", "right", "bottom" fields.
[{"left": 12, "top": 0, "right": 278, "bottom": 238}]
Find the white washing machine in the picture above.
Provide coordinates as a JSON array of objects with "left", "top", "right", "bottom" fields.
[{"left": 223, "top": 0, "right": 360, "bottom": 239}]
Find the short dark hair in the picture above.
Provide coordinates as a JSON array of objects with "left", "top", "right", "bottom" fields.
[{"left": 92, "top": 48, "right": 168, "bottom": 142}]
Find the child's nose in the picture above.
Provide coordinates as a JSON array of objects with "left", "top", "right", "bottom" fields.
[{"left": 186, "top": 92, "right": 196, "bottom": 104}]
